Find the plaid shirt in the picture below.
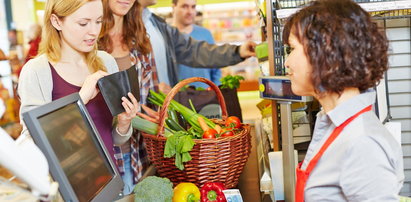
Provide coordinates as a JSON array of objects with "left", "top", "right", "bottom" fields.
[{"left": 113, "top": 49, "right": 159, "bottom": 184}]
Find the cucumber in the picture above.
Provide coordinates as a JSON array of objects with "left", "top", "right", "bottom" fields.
[
  {"left": 165, "top": 118, "right": 186, "bottom": 132},
  {"left": 177, "top": 112, "right": 188, "bottom": 130},
  {"left": 168, "top": 109, "right": 179, "bottom": 123}
]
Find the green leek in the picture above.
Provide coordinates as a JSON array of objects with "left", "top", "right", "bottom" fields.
[{"left": 149, "top": 90, "right": 216, "bottom": 134}]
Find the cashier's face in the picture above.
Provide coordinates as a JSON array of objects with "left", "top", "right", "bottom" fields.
[
  {"left": 173, "top": 0, "right": 196, "bottom": 27},
  {"left": 284, "top": 31, "right": 315, "bottom": 96},
  {"left": 109, "top": 0, "right": 136, "bottom": 17}
]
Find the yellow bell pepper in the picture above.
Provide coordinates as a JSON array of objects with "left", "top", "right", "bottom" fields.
[{"left": 173, "top": 182, "right": 201, "bottom": 202}]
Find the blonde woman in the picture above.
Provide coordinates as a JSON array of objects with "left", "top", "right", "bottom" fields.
[{"left": 18, "top": 0, "right": 139, "bottom": 166}]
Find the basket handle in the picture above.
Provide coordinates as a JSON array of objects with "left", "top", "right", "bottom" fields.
[{"left": 156, "top": 77, "right": 228, "bottom": 136}]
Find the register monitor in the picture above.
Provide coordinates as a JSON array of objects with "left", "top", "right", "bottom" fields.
[
  {"left": 259, "top": 76, "right": 313, "bottom": 102},
  {"left": 22, "top": 93, "right": 123, "bottom": 202}
]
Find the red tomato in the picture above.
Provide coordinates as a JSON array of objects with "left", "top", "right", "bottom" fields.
[
  {"left": 203, "top": 129, "right": 217, "bottom": 139},
  {"left": 225, "top": 116, "right": 242, "bottom": 129},
  {"left": 221, "top": 130, "right": 234, "bottom": 137}
]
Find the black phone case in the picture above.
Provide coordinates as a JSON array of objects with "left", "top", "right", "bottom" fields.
[{"left": 97, "top": 66, "right": 140, "bottom": 116}]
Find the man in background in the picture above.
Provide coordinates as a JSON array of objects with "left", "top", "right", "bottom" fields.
[
  {"left": 172, "top": 0, "right": 220, "bottom": 88},
  {"left": 139, "top": 0, "right": 255, "bottom": 89}
]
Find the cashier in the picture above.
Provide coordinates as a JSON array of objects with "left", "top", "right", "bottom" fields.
[{"left": 282, "top": 0, "right": 404, "bottom": 201}]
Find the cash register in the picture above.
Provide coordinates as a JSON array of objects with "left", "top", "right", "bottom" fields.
[{"left": 22, "top": 93, "right": 123, "bottom": 202}]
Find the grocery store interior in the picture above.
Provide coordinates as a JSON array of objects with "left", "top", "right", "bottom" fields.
[{"left": 0, "top": 0, "right": 410, "bottom": 201}]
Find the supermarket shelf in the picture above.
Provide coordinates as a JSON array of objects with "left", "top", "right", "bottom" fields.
[
  {"left": 275, "top": 0, "right": 411, "bottom": 20},
  {"left": 370, "top": 8, "right": 411, "bottom": 20}
]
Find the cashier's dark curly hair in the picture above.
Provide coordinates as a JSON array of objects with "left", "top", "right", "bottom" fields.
[{"left": 283, "top": 0, "right": 388, "bottom": 95}]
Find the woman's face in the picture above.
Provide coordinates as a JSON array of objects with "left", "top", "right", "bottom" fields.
[
  {"left": 54, "top": 0, "right": 103, "bottom": 53},
  {"left": 109, "top": 0, "right": 136, "bottom": 17},
  {"left": 284, "top": 31, "right": 315, "bottom": 96}
]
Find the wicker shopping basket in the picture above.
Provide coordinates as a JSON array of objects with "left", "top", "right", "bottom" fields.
[{"left": 142, "top": 77, "right": 251, "bottom": 188}]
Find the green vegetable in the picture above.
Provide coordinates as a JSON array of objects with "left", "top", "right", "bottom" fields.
[
  {"left": 132, "top": 116, "right": 173, "bottom": 137},
  {"left": 133, "top": 176, "right": 174, "bottom": 202},
  {"left": 178, "top": 112, "right": 188, "bottom": 130},
  {"left": 220, "top": 75, "right": 245, "bottom": 89},
  {"left": 188, "top": 99, "right": 197, "bottom": 113},
  {"left": 196, "top": 87, "right": 206, "bottom": 91},
  {"left": 164, "top": 131, "right": 195, "bottom": 170},
  {"left": 148, "top": 90, "right": 217, "bottom": 169},
  {"left": 166, "top": 118, "right": 186, "bottom": 132},
  {"left": 168, "top": 109, "right": 179, "bottom": 123},
  {"left": 188, "top": 127, "right": 202, "bottom": 139},
  {"left": 131, "top": 116, "right": 158, "bottom": 135},
  {"left": 149, "top": 90, "right": 215, "bottom": 133}
]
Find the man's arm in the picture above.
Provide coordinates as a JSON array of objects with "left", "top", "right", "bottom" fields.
[{"left": 163, "top": 20, "right": 255, "bottom": 68}]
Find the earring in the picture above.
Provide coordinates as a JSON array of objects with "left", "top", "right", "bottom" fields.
[{"left": 318, "top": 84, "right": 326, "bottom": 93}]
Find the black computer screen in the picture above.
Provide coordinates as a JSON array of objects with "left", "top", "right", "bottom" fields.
[{"left": 38, "top": 103, "right": 113, "bottom": 202}]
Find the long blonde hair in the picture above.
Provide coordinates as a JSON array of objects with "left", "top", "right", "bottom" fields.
[{"left": 39, "top": 0, "right": 106, "bottom": 72}]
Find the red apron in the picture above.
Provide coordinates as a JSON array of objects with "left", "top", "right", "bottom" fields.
[{"left": 295, "top": 105, "right": 372, "bottom": 202}]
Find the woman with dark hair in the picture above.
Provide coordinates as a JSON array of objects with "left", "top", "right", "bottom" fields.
[
  {"left": 98, "top": 0, "right": 158, "bottom": 195},
  {"left": 282, "top": 0, "right": 404, "bottom": 201}
]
